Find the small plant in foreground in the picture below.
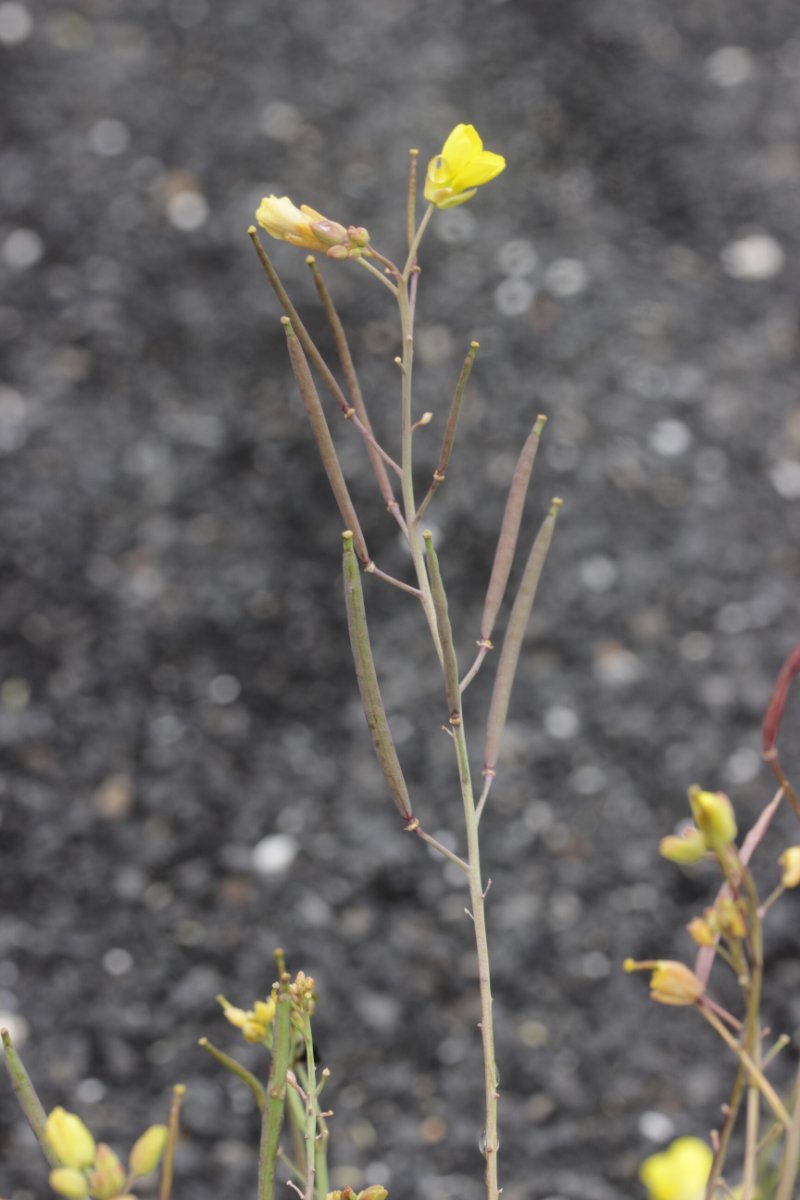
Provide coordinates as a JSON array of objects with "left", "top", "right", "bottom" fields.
[{"left": 627, "top": 647, "right": 800, "bottom": 1200}]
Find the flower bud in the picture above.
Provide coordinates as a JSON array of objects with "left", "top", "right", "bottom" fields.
[
  {"left": 659, "top": 826, "right": 707, "bottom": 865},
  {"left": 49, "top": 1168, "right": 89, "bottom": 1199},
  {"left": 129, "top": 1124, "right": 168, "bottom": 1177},
  {"left": 46, "top": 1108, "right": 96, "bottom": 1170},
  {"left": 686, "top": 916, "right": 715, "bottom": 946},
  {"left": 347, "top": 226, "right": 371, "bottom": 248},
  {"left": 688, "top": 786, "right": 737, "bottom": 852},
  {"left": 357, "top": 1186, "right": 388, "bottom": 1200},
  {"left": 87, "top": 1144, "right": 126, "bottom": 1200},
  {"left": 650, "top": 961, "right": 705, "bottom": 1006},
  {"left": 308, "top": 219, "right": 349, "bottom": 248},
  {"left": 708, "top": 897, "right": 746, "bottom": 940},
  {"left": 779, "top": 846, "right": 800, "bottom": 888}
]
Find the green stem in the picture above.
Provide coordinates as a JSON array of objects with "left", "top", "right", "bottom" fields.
[
  {"left": 198, "top": 1038, "right": 266, "bottom": 1110},
  {"left": 705, "top": 1064, "right": 746, "bottom": 1200},
  {"left": 740, "top": 867, "right": 764, "bottom": 1200},
  {"left": 699, "top": 1004, "right": 790, "bottom": 1129},
  {"left": 775, "top": 1060, "right": 800, "bottom": 1200},
  {"left": 1, "top": 1027, "right": 57, "bottom": 1167},
  {"left": 301, "top": 1021, "right": 319, "bottom": 1200},
  {"left": 403, "top": 204, "right": 434, "bottom": 279},
  {"left": 159, "top": 1084, "right": 185, "bottom": 1200},
  {"left": 356, "top": 255, "right": 399, "bottom": 295},
  {"left": 396, "top": 276, "right": 442, "bottom": 661},
  {"left": 259, "top": 973, "right": 293, "bottom": 1200},
  {"left": 456, "top": 717, "right": 500, "bottom": 1200},
  {"left": 422, "top": 535, "right": 499, "bottom": 1200}
]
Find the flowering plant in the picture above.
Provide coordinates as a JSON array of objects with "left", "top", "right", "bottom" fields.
[{"left": 3, "top": 120, "right": 799, "bottom": 1200}]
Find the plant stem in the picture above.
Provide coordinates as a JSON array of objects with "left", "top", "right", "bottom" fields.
[
  {"left": 740, "top": 867, "right": 764, "bottom": 1200},
  {"left": 775, "top": 1060, "right": 800, "bottom": 1200},
  {"left": 423, "top": 536, "right": 500, "bottom": 1200},
  {"left": 159, "top": 1083, "right": 186, "bottom": 1200},
  {"left": 198, "top": 1038, "right": 266, "bottom": 1109},
  {"left": 259, "top": 972, "right": 293, "bottom": 1200},
  {"left": 705, "top": 1064, "right": 746, "bottom": 1200},
  {"left": 1, "top": 1027, "right": 57, "bottom": 1167},
  {"left": 455, "top": 718, "right": 500, "bottom": 1200},
  {"left": 699, "top": 1005, "right": 789, "bottom": 1129},
  {"left": 396, "top": 275, "right": 442, "bottom": 661},
  {"left": 300, "top": 1021, "right": 319, "bottom": 1200},
  {"left": 403, "top": 204, "right": 434, "bottom": 279}
]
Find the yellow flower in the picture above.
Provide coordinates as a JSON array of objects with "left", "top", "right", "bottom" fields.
[
  {"left": 45, "top": 1108, "right": 96, "bottom": 1170},
  {"left": 779, "top": 846, "right": 800, "bottom": 888},
  {"left": 624, "top": 959, "right": 704, "bottom": 1006},
  {"left": 218, "top": 991, "right": 276, "bottom": 1043},
  {"left": 639, "top": 1136, "right": 713, "bottom": 1200},
  {"left": 255, "top": 195, "right": 349, "bottom": 253},
  {"left": 424, "top": 124, "right": 506, "bottom": 209}
]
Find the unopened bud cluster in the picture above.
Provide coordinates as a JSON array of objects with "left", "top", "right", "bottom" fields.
[
  {"left": 327, "top": 1186, "right": 388, "bottom": 1200},
  {"left": 45, "top": 1108, "right": 167, "bottom": 1200},
  {"left": 254, "top": 196, "right": 371, "bottom": 260},
  {"left": 687, "top": 896, "right": 746, "bottom": 947}
]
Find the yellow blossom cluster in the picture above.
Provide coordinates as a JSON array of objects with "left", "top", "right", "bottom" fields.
[
  {"left": 218, "top": 991, "right": 277, "bottom": 1043},
  {"left": 253, "top": 122, "right": 505, "bottom": 256},
  {"left": 45, "top": 1108, "right": 166, "bottom": 1200}
]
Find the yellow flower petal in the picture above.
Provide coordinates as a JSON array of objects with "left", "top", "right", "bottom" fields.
[
  {"left": 640, "top": 1137, "right": 712, "bottom": 1200},
  {"left": 424, "top": 123, "right": 505, "bottom": 208}
]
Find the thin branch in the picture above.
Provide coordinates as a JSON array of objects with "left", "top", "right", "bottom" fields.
[
  {"left": 404, "top": 818, "right": 469, "bottom": 872},
  {"left": 364, "top": 562, "right": 421, "bottom": 597},
  {"left": 416, "top": 342, "right": 480, "bottom": 524},
  {"left": 775, "top": 1059, "right": 800, "bottom": 1200},
  {"left": 159, "top": 1083, "right": 186, "bottom": 1200},
  {"left": 403, "top": 203, "right": 434, "bottom": 280},
  {"left": 699, "top": 1004, "right": 790, "bottom": 1130},
  {"left": 307, "top": 257, "right": 404, "bottom": 528},
  {"left": 248, "top": 228, "right": 401, "bottom": 477},
  {"left": 282, "top": 318, "right": 370, "bottom": 568},
  {"left": 198, "top": 1038, "right": 265, "bottom": 1110},
  {"left": 355, "top": 255, "right": 399, "bottom": 295},
  {"left": 406, "top": 148, "right": 419, "bottom": 252},
  {"left": 480, "top": 414, "right": 548, "bottom": 649},
  {"left": 1, "top": 1027, "right": 56, "bottom": 1167},
  {"left": 483, "top": 498, "right": 562, "bottom": 784}
]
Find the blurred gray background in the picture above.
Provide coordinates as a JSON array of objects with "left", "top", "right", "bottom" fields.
[{"left": 2, "top": 2, "right": 800, "bottom": 1198}]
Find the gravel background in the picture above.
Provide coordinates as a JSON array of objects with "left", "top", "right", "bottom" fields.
[{"left": 2, "top": 2, "right": 800, "bottom": 1199}]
